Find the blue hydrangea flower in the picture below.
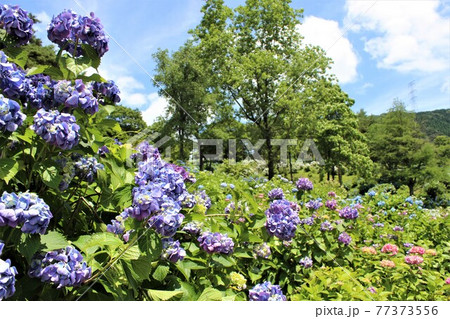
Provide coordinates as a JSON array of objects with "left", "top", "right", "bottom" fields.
[
  {"left": 268, "top": 188, "right": 284, "bottom": 200},
  {"left": 405, "top": 196, "right": 413, "bottom": 204},
  {"left": 0, "top": 52, "right": 26, "bottom": 99},
  {"left": 0, "top": 251, "right": 18, "bottom": 301},
  {"left": 367, "top": 190, "right": 376, "bottom": 197},
  {"left": 300, "top": 216, "right": 315, "bottom": 226},
  {"left": 182, "top": 221, "right": 202, "bottom": 235},
  {"left": 0, "top": 191, "right": 52, "bottom": 234},
  {"left": 198, "top": 231, "right": 234, "bottom": 254},
  {"left": 0, "top": 5, "right": 33, "bottom": 45},
  {"left": 92, "top": 80, "right": 121, "bottom": 104},
  {"left": 377, "top": 201, "right": 385, "bottom": 207},
  {"left": 48, "top": 10, "right": 109, "bottom": 57},
  {"left": 220, "top": 182, "right": 227, "bottom": 188},
  {"left": 296, "top": 177, "right": 313, "bottom": 191},
  {"left": 299, "top": 256, "right": 313, "bottom": 268},
  {"left": 29, "top": 246, "right": 91, "bottom": 288},
  {"left": 194, "top": 190, "right": 211, "bottom": 209},
  {"left": 73, "top": 156, "right": 104, "bottom": 183},
  {"left": 148, "top": 200, "right": 184, "bottom": 237},
  {"left": 182, "top": 193, "right": 196, "bottom": 208},
  {"left": 372, "top": 222, "right": 384, "bottom": 228},
  {"left": 320, "top": 220, "right": 334, "bottom": 231},
  {"left": 249, "top": 281, "right": 286, "bottom": 301},
  {"left": 31, "top": 109, "right": 80, "bottom": 150},
  {"left": 0, "top": 94, "right": 26, "bottom": 132},
  {"left": 265, "top": 199, "right": 300, "bottom": 240},
  {"left": 305, "top": 199, "right": 323, "bottom": 210},
  {"left": 253, "top": 242, "right": 271, "bottom": 259},
  {"left": 161, "top": 238, "right": 185, "bottom": 263},
  {"left": 338, "top": 232, "right": 352, "bottom": 245},
  {"left": 338, "top": 206, "right": 359, "bottom": 220},
  {"left": 414, "top": 200, "right": 423, "bottom": 207}
]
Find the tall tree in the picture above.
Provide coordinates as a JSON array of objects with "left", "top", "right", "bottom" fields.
[
  {"left": 367, "top": 100, "right": 435, "bottom": 195},
  {"left": 152, "top": 41, "right": 216, "bottom": 161},
  {"left": 192, "top": 0, "right": 331, "bottom": 179}
]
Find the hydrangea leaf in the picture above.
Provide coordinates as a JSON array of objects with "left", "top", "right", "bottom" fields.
[
  {"left": 40, "top": 231, "right": 69, "bottom": 251},
  {"left": 197, "top": 287, "right": 223, "bottom": 301},
  {"left": 152, "top": 265, "right": 169, "bottom": 282},
  {"left": 0, "top": 158, "right": 20, "bottom": 184},
  {"left": 147, "top": 289, "right": 183, "bottom": 301}
]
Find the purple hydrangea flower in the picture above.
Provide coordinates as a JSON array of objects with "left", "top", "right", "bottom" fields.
[
  {"left": 198, "top": 231, "right": 234, "bottom": 254},
  {"left": 182, "top": 193, "right": 196, "bottom": 208},
  {"left": 373, "top": 222, "right": 384, "bottom": 228},
  {"left": 393, "top": 226, "right": 404, "bottom": 232},
  {"left": 106, "top": 219, "right": 125, "bottom": 235},
  {"left": 48, "top": 10, "right": 109, "bottom": 57},
  {"left": 403, "top": 242, "right": 414, "bottom": 248},
  {"left": 265, "top": 199, "right": 300, "bottom": 241},
  {"left": 0, "top": 51, "right": 26, "bottom": 99},
  {"left": 182, "top": 221, "right": 202, "bottom": 235},
  {"left": 161, "top": 238, "right": 186, "bottom": 263},
  {"left": 148, "top": 200, "right": 184, "bottom": 237},
  {"left": 305, "top": 199, "right": 323, "bottom": 210},
  {"left": 249, "top": 281, "right": 286, "bottom": 301},
  {"left": 54, "top": 80, "right": 99, "bottom": 114},
  {"left": 73, "top": 157, "right": 104, "bottom": 183},
  {"left": 338, "top": 206, "right": 359, "bottom": 220},
  {"left": 0, "top": 5, "right": 33, "bottom": 45},
  {"left": 97, "top": 145, "right": 110, "bottom": 157},
  {"left": 92, "top": 80, "right": 121, "bottom": 104},
  {"left": 338, "top": 232, "right": 352, "bottom": 245},
  {"left": 0, "top": 251, "right": 18, "bottom": 301},
  {"left": 29, "top": 246, "right": 91, "bottom": 288},
  {"left": 0, "top": 94, "right": 26, "bottom": 132},
  {"left": 320, "top": 220, "right": 334, "bottom": 231},
  {"left": 31, "top": 109, "right": 80, "bottom": 150},
  {"left": 296, "top": 177, "right": 313, "bottom": 191},
  {"left": 299, "top": 256, "right": 313, "bottom": 268},
  {"left": 253, "top": 242, "right": 271, "bottom": 259},
  {"left": 268, "top": 188, "right": 284, "bottom": 200},
  {"left": 0, "top": 192, "right": 52, "bottom": 234},
  {"left": 300, "top": 216, "right": 315, "bottom": 226},
  {"left": 194, "top": 190, "right": 211, "bottom": 209},
  {"left": 325, "top": 199, "right": 337, "bottom": 210}
]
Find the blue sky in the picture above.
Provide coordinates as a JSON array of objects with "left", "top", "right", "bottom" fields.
[{"left": 15, "top": 0, "right": 450, "bottom": 124}]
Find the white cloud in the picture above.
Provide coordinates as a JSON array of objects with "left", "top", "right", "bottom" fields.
[
  {"left": 141, "top": 93, "right": 169, "bottom": 125},
  {"left": 296, "top": 16, "right": 359, "bottom": 84},
  {"left": 34, "top": 11, "right": 51, "bottom": 44},
  {"left": 345, "top": 0, "right": 450, "bottom": 72},
  {"left": 441, "top": 77, "right": 450, "bottom": 94}
]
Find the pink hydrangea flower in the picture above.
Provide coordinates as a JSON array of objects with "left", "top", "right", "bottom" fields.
[
  {"left": 381, "top": 244, "right": 399, "bottom": 256},
  {"left": 445, "top": 278, "right": 450, "bottom": 284},
  {"left": 380, "top": 260, "right": 396, "bottom": 268},
  {"left": 409, "top": 246, "right": 425, "bottom": 255},
  {"left": 361, "top": 246, "right": 377, "bottom": 255},
  {"left": 405, "top": 255, "right": 424, "bottom": 265}
]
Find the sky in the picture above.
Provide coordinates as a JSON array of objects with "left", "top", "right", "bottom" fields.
[{"left": 14, "top": 0, "right": 450, "bottom": 124}]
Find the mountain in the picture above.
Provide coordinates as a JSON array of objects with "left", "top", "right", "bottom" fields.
[{"left": 415, "top": 109, "right": 450, "bottom": 139}]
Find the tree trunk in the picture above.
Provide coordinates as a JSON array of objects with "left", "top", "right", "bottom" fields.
[
  {"left": 408, "top": 179, "right": 415, "bottom": 196},
  {"left": 338, "top": 166, "right": 343, "bottom": 185}
]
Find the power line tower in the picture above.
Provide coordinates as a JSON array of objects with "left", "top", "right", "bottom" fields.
[{"left": 408, "top": 80, "right": 417, "bottom": 111}]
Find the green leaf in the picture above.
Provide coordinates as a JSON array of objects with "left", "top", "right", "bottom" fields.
[
  {"left": 0, "top": 158, "right": 20, "bottom": 184},
  {"left": 18, "top": 234, "right": 42, "bottom": 262},
  {"left": 81, "top": 44, "right": 101, "bottom": 69},
  {"left": 212, "top": 255, "right": 236, "bottom": 267},
  {"left": 152, "top": 265, "right": 170, "bottom": 281},
  {"left": 147, "top": 289, "right": 183, "bottom": 301},
  {"left": 197, "top": 287, "right": 223, "bottom": 301},
  {"left": 131, "top": 256, "right": 152, "bottom": 281},
  {"left": 26, "top": 65, "right": 52, "bottom": 76},
  {"left": 40, "top": 231, "right": 69, "bottom": 251},
  {"left": 118, "top": 245, "right": 141, "bottom": 260},
  {"left": 73, "top": 232, "right": 123, "bottom": 253},
  {"left": 4, "top": 47, "right": 28, "bottom": 68}
]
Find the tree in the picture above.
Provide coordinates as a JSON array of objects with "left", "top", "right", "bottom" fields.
[
  {"left": 106, "top": 105, "right": 147, "bottom": 140},
  {"left": 192, "top": 0, "right": 332, "bottom": 179},
  {"left": 367, "top": 100, "right": 435, "bottom": 195},
  {"left": 152, "top": 41, "right": 217, "bottom": 161}
]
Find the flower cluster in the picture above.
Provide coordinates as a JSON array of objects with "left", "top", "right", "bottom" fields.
[
  {"left": 253, "top": 242, "right": 271, "bottom": 259},
  {"left": 408, "top": 246, "right": 425, "bottom": 255},
  {"left": 299, "top": 256, "right": 313, "bottom": 268},
  {"left": 0, "top": 51, "right": 26, "bottom": 99},
  {"left": 305, "top": 199, "right": 323, "bottom": 210},
  {"left": 0, "top": 191, "right": 52, "bottom": 235},
  {"left": 148, "top": 200, "right": 184, "bottom": 237},
  {"left": 198, "top": 231, "right": 234, "bottom": 254},
  {"left": 0, "top": 94, "right": 25, "bottom": 132},
  {"left": 380, "top": 260, "right": 395, "bottom": 268},
  {"left": 249, "top": 281, "right": 286, "bottom": 301},
  {"left": 182, "top": 221, "right": 202, "bottom": 235},
  {"left": 54, "top": 80, "right": 99, "bottom": 114},
  {"left": 31, "top": 109, "right": 80, "bottom": 150},
  {"left": 320, "top": 220, "right": 334, "bottom": 231},
  {"left": 268, "top": 188, "right": 284, "bottom": 200},
  {"left": 361, "top": 246, "right": 377, "bottom": 255},
  {"left": 194, "top": 190, "right": 211, "bottom": 210},
  {"left": 230, "top": 272, "right": 247, "bottom": 290},
  {"left": 338, "top": 206, "right": 359, "bottom": 219},
  {"left": 381, "top": 244, "right": 398, "bottom": 256},
  {"left": 0, "top": 242, "right": 18, "bottom": 301},
  {"left": 73, "top": 156, "right": 104, "bottom": 183},
  {"left": 338, "top": 232, "right": 352, "bottom": 245},
  {"left": 404, "top": 255, "right": 424, "bottom": 265},
  {"left": 161, "top": 238, "right": 186, "bottom": 263},
  {"left": 0, "top": 4, "right": 33, "bottom": 45},
  {"left": 29, "top": 246, "right": 91, "bottom": 288},
  {"left": 325, "top": 199, "right": 337, "bottom": 210},
  {"left": 48, "top": 10, "right": 109, "bottom": 57},
  {"left": 265, "top": 199, "right": 300, "bottom": 241},
  {"left": 296, "top": 177, "right": 313, "bottom": 191},
  {"left": 92, "top": 80, "right": 121, "bottom": 104}
]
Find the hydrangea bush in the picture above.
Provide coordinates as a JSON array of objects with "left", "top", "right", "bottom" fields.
[{"left": 0, "top": 4, "right": 448, "bottom": 302}]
